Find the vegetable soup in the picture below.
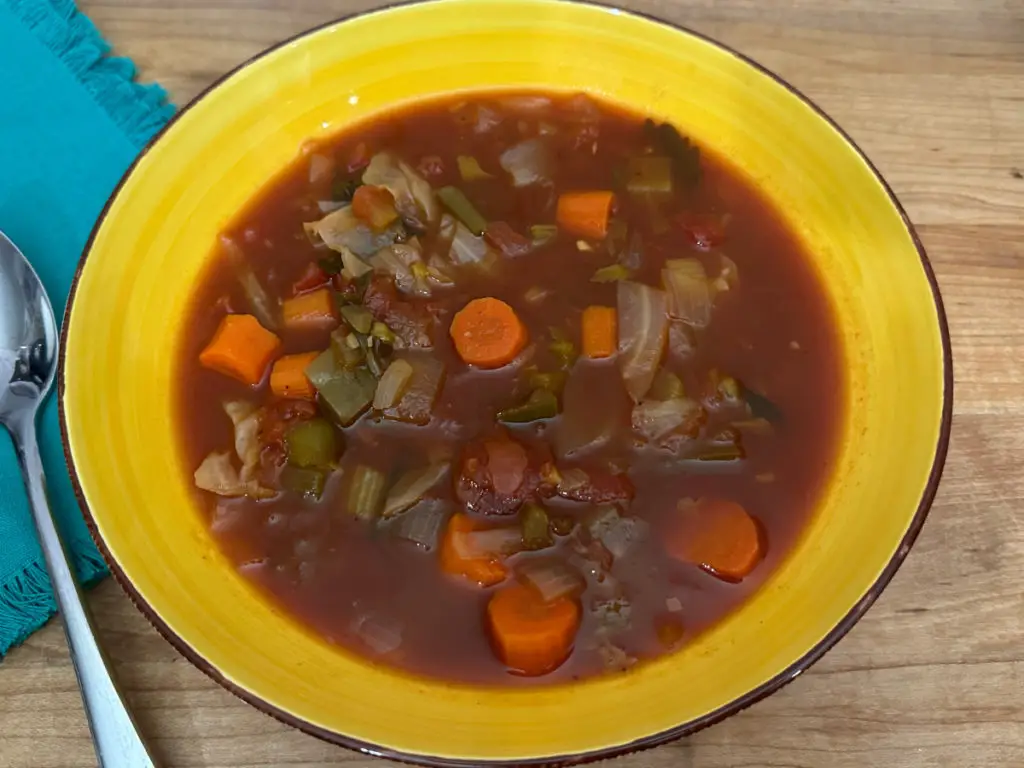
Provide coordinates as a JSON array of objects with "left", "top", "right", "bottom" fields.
[{"left": 176, "top": 91, "right": 843, "bottom": 684}]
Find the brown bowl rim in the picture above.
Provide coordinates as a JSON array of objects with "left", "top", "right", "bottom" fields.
[{"left": 58, "top": 1, "right": 954, "bottom": 765}]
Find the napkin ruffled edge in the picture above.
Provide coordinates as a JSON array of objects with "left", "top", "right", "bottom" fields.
[
  {"left": 0, "top": 0, "right": 174, "bottom": 653},
  {"left": 6, "top": 0, "right": 174, "bottom": 149}
]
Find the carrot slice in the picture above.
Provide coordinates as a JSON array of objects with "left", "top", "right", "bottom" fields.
[
  {"left": 581, "top": 305, "right": 616, "bottom": 359},
  {"left": 449, "top": 297, "right": 528, "bottom": 369},
  {"left": 666, "top": 498, "right": 763, "bottom": 581},
  {"left": 199, "top": 314, "right": 281, "bottom": 386},
  {"left": 352, "top": 185, "right": 399, "bottom": 230},
  {"left": 269, "top": 351, "right": 319, "bottom": 400},
  {"left": 487, "top": 582, "right": 581, "bottom": 676},
  {"left": 282, "top": 287, "right": 338, "bottom": 330},
  {"left": 440, "top": 513, "right": 509, "bottom": 587},
  {"left": 556, "top": 191, "right": 615, "bottom": 239}
]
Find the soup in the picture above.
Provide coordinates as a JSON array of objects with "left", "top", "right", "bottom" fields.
[{"left": 176, "top": 91, "right": 843, "bottom": 684}]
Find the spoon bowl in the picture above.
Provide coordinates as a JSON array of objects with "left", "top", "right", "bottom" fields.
[{"left": 0, "top": 230, "right": 158, "bottom": 768}]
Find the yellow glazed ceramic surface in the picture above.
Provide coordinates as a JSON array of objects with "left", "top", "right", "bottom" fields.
[{"left": 60, "top": 0, "right": 951, "bottom": 764}]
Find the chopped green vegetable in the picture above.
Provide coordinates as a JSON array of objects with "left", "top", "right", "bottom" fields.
[
  {"left": 370, "top": 321, "right": 396, "bottom": 344},
  {"left": 626, "top": 156, "right": 674, "bottom": 194},
  {"left": 280, "top": 465, "right": 327, "bottom": 499},
  {"left": 285, "top": 418, "right": 337, "bottom": 469},
  {"left": 530, "top": 224, "right": 558, "bottom": 245},
  {"left": 340, "top": 304, "right": 373, "bottom": 335},
  {"left": 348, "top": 464, "right": 387, "bottom": 520},
  {"left": 592, "top": 264, "right": 633, "bottom": 283},
  {"left": 520, "top": 503, "right": 553, "bottom": 550},
  {"left": 457, "top": 155, "right": 493, "bottom": 181},
  {"left": 305, "top": 349, "right": 376, "bottom": 426},
  {"left": 649, "top": 369, "right": 685, "bottom": 401},
  {"left": 549, "top": 327, "right": 578, "bottom": 370},
  {"left": 528, "top": 369, "right": 567, "bottom": 394},
  {"left": 643, "top": 119, "right": 701, "bottom": 189},
  {"left": 497, "top": 388, "right": 558, "bottom": 423},
  {"left": 332, "top": 177, "right": 361, "bottom": 202},
  {"left": 318, "top": 252, "right": 343, "bottom": 276},
  {"left": 437, "top": 186, "right": 488, "bottom": 236},
  {"left": 330, "top": 328, "right": 366, "bottom": 370}
]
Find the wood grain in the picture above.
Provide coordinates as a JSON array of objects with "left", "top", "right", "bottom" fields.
[{"left": 2, "top": 0, "right": 1023, "bottom": 766}]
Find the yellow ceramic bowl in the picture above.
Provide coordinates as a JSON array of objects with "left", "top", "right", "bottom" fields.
[{"left": 60, "top": 0, "right": 952, "bottom": 764}]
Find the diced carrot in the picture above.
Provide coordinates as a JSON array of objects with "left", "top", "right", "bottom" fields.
[
  {"left": 581, "top": 305, "right": 617, "bottom": 359},
  {"left": 351, "top": 185, "right": 399, "bottom": 230},
  {"left": 666, "top": 498, "right": 763, "bottom": 581},
  {"left": 487, "top": 582, "right": 580, "bottom": 676},
  {"left": 269, "top": 351, "right": 320, "bottom": 400},
  {"left": 449, "top": 297, "right": 528, "bottom": 369},
  {"left": 556, "top": 191, "right": 615, "bottom": 239},
  {"left": 199, "top": 314, "right": 281, "bottom": 386},
  {"left": 440, "top": 513, "right": 508, "bottom": 587},
  {"left": 282, "top": 287, "right": 338, "bottom": 330}
]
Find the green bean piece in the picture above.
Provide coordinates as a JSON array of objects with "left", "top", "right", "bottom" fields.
[
  {"left": 497, "top": 389, "right": 558, "bottom": 423},
  {"left": 528, "top": 370, "right": 568, "bottom": 395},
  {"left": 521, "top": 503, "right": 553, "bottom": 550},
  {"left": 437, "top": 186, "right": 488, "bottom": 236},
  {"left": 280, "top": 466, "right": 327, "bottom": 499},
  {"left": 285, "top": 418, "right": 337, "bottom": 469}
]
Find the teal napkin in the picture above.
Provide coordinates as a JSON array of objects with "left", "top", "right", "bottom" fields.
[{"left": 0, "top": 0, "right": 173, "bottom": 654}]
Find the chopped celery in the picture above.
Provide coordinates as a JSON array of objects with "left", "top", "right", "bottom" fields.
[
  {"left": 370, "top": 322, "right": 395, "bottom": 344},
  {"left": 528, "top": 369, "right": 567, "bottom": 394},
  {"left": 340, "top": 304, "right": 373, "bottom": 334},
  {"left": 649, "top": 369, "right": 685, "bottom": 401},
  {"left": 280, "top": 465, "right": 327, "bottom": 499},
  {"left": 457, "top": 155, "right": 493, "bottom": 181},
  {"left": 437, "top": 186, "right": 487, "bottom": 236},
  {"left": 520, "top": 503, "right": 553, "bottom": 550},
  {"left": 305, "top": 350, "right": 376, "bottom": 426},
  {"left": 285, "top": 418, "right": 337, "bottom": 469},
  {"left": 348, "top": 464, "right": 387, "bottom": 520},
  {"left": 625, "top": 156, "right": 674, "bottom": 194},
  {"left": 498, "top": 389, "right": 558, "bottom": 423},
  {"left": 591, "top": 264, "right": 633, "bottom": 283}
]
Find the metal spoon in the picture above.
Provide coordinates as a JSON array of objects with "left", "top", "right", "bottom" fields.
[{"left": 0, "top": 231, "right": 159, "bottom": 767}]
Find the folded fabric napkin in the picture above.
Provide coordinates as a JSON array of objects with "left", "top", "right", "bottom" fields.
[{"left": 0, "top": 0, "right": 173, "bottom": 654}]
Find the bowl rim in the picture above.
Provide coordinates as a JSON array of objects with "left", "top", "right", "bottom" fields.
[{"left": 57, "top": 1, "right": 954, "bottom": 765}]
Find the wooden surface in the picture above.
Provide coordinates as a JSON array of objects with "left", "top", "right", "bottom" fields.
[{"left": 2, "top": 0, "right": 1023, "bottom": 766}]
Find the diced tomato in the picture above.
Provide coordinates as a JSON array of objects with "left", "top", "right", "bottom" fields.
[
  {"left": 291, "top": 262, "right": 331, "bottom": 295},
  {"left": 417, "top": 155, "right": 445, "bottom": 179},
  {"left": 675, "top": 212, "right": 726, "bottom": 250},
  {"left": 347, "top": 142, "right": 371, "bottom": 173},
  {"left": 484, "top": 221, "right": 533, "bottom": 257}
]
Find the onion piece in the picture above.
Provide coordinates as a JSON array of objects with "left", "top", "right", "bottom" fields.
[
  {"left": 382, "top": 462, "right": 449, "bottom": 518},
  {"left": 194, "top": 451, "right": 274, "bottom": 499},
  {"left": 500, "top": 95, "right": 553, "bottom": 114},
  {"left": 518, "top": 559, "right": 585, "bottom": 602},
  {"left": 710, "top": 254, "right": 739, "bottom": 295},
  {"left": 370, "top": 242, "right": 427, "bottom": 296},
  {"left": 449, "top": 221, "right": 491, "bottom": 265},
  {"left": 451, "top": 527, "right": 523, "bottom": 559},
  {"left": 316, "top": 199, "right": 346, "bottom": 214},
  {"left": 617, "top": 280, "right": 669, "bottom": 402},
  {"left": 499, "top": 138, "right": 552, "bottom": 187},
  {"left": 663, "top": 258, "right": 711, "bottom": 327},
  {"left": 308, "top": 153, "right": 334, "bottom": 184},
  {"left": 382, "top": 353, "right": 445, "bottom": 425},
  {"left": 351, "top": 613, "right": 403, "bottom": 655},
  {"left": 631, "top": 397, "right": 702, "bottom": 442},
  {"left": 666, "top": 596, "right": 683, "bottom": 613},
  {"left": 393, "top": 501, "right": 448, "bottom": 550},
  {"left": 372, "top": 358, "right": 414, "bottom": 411}
]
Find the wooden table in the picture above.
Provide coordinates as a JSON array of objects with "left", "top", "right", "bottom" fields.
[{"left": 2, "top": 0, "right": 1022, "bottom": 766}]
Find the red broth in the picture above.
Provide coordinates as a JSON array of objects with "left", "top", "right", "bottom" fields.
[{"left": 175, "top": 92, "right": 844, "bottom": 685}]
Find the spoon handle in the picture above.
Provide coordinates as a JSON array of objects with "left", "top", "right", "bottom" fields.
[{"left": 10, "top": 411, "right": 159, "bottom": 768}]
